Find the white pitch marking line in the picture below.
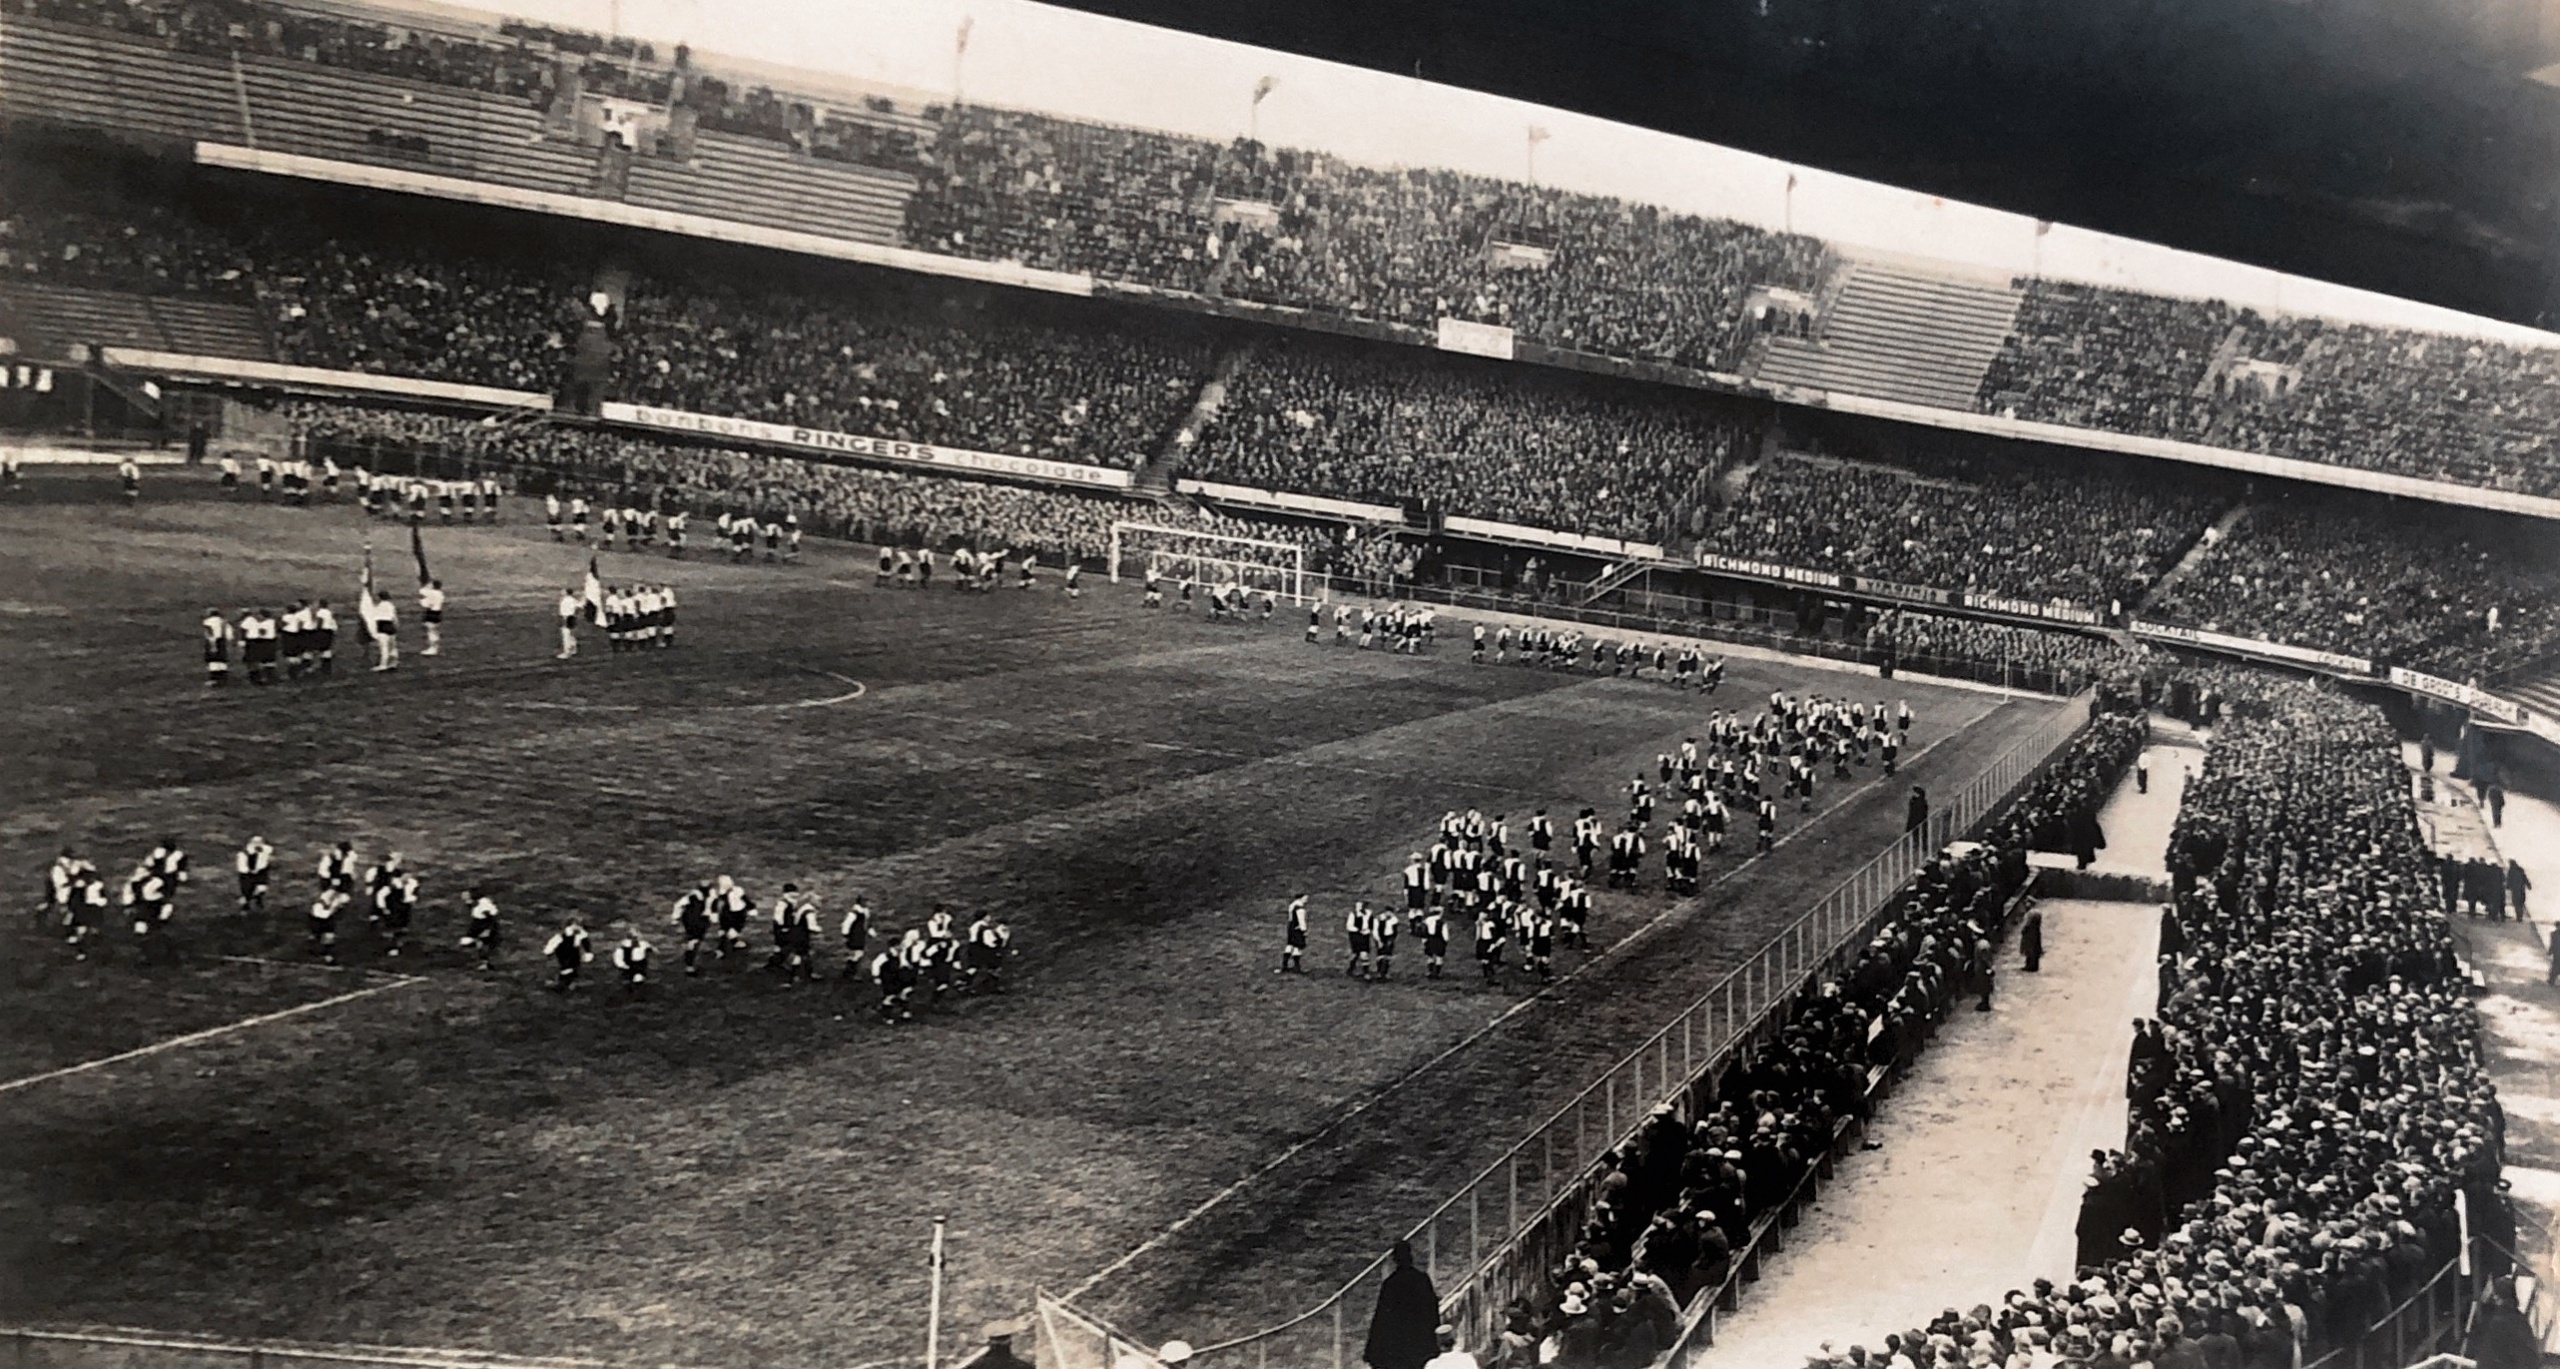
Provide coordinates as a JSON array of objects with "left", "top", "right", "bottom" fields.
[
  {"left": 0, "top": 1324, "right": 690, "bottom": 1369},
  {"left": 1058, "top": 721, "right": 1978, "bottom": 1302},
  {"left": 498, "top": 672, "right": 866, "bottom": 714},
  {"left": 731, "top": 671, "right": 867, "bottom": 712},
  {"left": 214, "top": 953, "right": 413, "bottom": 982},
  {"left": 0, "top": 974, "right": 424, "bottom": 1097}
]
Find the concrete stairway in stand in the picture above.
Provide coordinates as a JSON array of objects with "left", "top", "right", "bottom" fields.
[
  {"left": 1134, "top": 343, "right": 1251, "bottom": 495},
  {"left": 2498, "top": 660, "right": 2560, "bottom": 721},
  {"left": 2133, "top": 499, "right": 2253, "bottom": 613},
  {"left": 1753, "top": 261, "right": 2024, "bottom": 410}
]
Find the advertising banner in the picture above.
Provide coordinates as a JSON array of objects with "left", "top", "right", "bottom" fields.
[{"left": 601, "top": 402, "right": 1135, "bottom": 489}]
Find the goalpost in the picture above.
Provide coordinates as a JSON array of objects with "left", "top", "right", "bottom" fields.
[{"left": 1108, "top": 521, "right": 1309, "bottom": 604}]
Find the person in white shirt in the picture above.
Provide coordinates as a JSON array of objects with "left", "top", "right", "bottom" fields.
[
  {"left": 201, "top": 608, "right": 233, "bottom": 687},
  {"left": 418, "top": 579, "right": 446, "bottom": 657},
  {"left": 370, "top": 594, "right": 399, "bottom": 672},
  {"left": 557, "top": 588, "right": 582, "bottom": 659},
  {"left": 233, "top": 836, "right": 274, "bottom": 915},
  {"left": 312, "top": 600, "right": 338, "bottom": 675},
  {"left": 1421, "top": 1327, "right": 1478, "bottom": 1369}
]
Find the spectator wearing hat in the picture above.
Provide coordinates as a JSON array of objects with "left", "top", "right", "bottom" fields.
[
  {"left": 1626, "top": 1269, "right": 1681, "bottom": 1344},
  {"left": 978, "top": 1322, "right": 1032, "bottom": 1369},
  {"left": 1552, "top": 1289, "right": 1604, "bottom": 1369},
  {"left": 1600, "top": 1286, "right": 1660, "bottom": 1369}
]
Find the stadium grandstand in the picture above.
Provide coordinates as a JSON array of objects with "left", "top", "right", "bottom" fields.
[{"left": 2, "top": 3, "right": 2558, "bottom": 1369}]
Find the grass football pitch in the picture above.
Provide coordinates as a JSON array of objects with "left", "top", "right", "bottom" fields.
[{"left": 0, "top": 468, "right": 2062, "bottom": 1365}]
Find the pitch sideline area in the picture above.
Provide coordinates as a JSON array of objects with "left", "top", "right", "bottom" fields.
[
  {"left": 0, "top": 970, "right": 423, "bottom": 1097},
  {"left": 0, "top": 470, "right": 2064, "bottom": 1366}
]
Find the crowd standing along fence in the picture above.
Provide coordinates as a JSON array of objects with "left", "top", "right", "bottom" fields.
[
  {"left": 1650, "top": 1224, "right": 2496, "bottom": 1369},
  {"left": 2294, "top": 1247, "right": 2479, "bottom": 1369},
  {"left": 1309, "top": 572, "right": 2101, "bottom": 700},
  {"left": 1143, "top": 697, "right": 2094, "bottom": 1369},
  {"left": 302, "top": 431, "right": 2101, "bottom": 701}
]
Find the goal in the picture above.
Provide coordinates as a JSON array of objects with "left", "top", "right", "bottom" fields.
[{"left": 1108, "top": 521, "right": 1308, "bottom": 604}]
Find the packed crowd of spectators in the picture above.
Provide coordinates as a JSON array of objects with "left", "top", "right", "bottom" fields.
[
  {"left": 1511, "top": 839, "right": 2036, "bottom": 1368},
  {"left": 904, "top": 106, "right": 1228, "bottom": 292},
  {"left": 0, "top": 166, "right": 254, "bottom": 299},
  {"left": 16, "top": 142, "right": 2560, "bottom": 678},
  {"left": 1192, "top": 334, "right": 1756, "bottom": 545},
  {"left": 2143, "top": 495, "right": 2560, "bottom": 677},
  {"left": 4, "top": 146, "right": 1213, "bottom": 438},
  {"left": 19, "top": 0, "right": 2560, "bottom": 504},
  {"left": 1800, "top": 680, "right": 2503, "bottom": 1369},
  {"left": 1980, "top": 281, "right": 2234, "bottom": 441},
  {"left": 1867, "top": 610, "right": 2136, "bottom": 692},
  {"left": 1981, "top": 711, "right": 2144, "bottom": 862},
  {"left": 1209, "top": 155, "right": 1830, "bottom": 374},
  {"left": 615, "top": 274, "right": 1216, "bottom": 471},
  {"left": 2235, "top": 322, "right": 2560, "bottom": 497},
  {"left": 278, "top": 401, "right": 1339, "bottom": 568},
  {"left": 1, "top": 150, "right": 582, "bottom": 391},
  {"left": 1985, "top": 280, "right": 2560, "bottom": 498},
  {"left": 903, "top": 119, "right": 1831, "bottom": 375},
  {"left": 266, "top": 238, "right": 578, "bottom": 392},
  {"left": 1701, "top": 451, "right": 2226, "bottom": 611}
]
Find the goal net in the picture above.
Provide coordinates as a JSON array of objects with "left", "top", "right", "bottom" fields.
[{"left": 1108, "top": 521, "right": 1308, "bottom": 605}]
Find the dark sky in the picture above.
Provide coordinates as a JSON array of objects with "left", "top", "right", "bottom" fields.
[{"left": 1059, "top": 0, "right": 2560, "bottom": 327}]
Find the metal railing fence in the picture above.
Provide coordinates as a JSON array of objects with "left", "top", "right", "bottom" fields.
[
  {"left": 2299, "top": 1249, "right": 2478, "bottom": 1369},
  {"left": 1181, "top": 700, "right": 2092, "bottom": 1369}
]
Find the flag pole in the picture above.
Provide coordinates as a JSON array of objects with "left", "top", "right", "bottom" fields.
[
  {"left": 1249, "top": 76, "right": 1275, "bottom": 146},
  {"left": 925, "top": 1216, "right": 949, "bottom": 1369}
]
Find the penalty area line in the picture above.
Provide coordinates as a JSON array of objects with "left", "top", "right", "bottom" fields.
[{"left": 0, "top": 974, "right": 424, "bottom": 1097}]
